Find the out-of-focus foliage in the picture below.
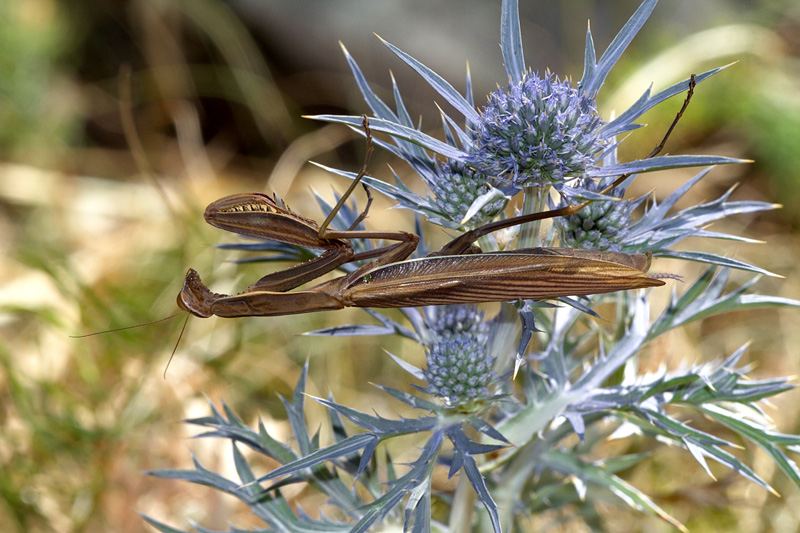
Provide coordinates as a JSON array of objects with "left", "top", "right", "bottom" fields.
[{"left": 0, "top": 0, "right": 80, "bottom": 161}]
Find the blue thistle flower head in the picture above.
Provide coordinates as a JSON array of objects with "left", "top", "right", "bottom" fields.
[
  {"left": 427, "top": 304, "right": 490, "bottom": 341},
  {"left": 471, "top": 72, "right": 608, "bottom": 189},
  {"left": 313, "top": 0, "right": 742, "bottom": 235},
  {"left": 429, "top": 159, "right": 506, "bottom": 227},
  {"left": 416, "top": 305, "right": 498, "bottom": 410},
  {"left": 423, "top": 335, "right": 496, "bottom": 409},
  {"left": 557, "top": 178, "right": 633, "bottom": 251}
]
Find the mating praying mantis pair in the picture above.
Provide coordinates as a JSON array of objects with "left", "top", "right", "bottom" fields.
[{"left": 176, "top": 74, "right": 699, "bottom": 319}]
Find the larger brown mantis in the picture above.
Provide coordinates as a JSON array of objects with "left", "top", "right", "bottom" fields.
[{"left": 175, "top": 105, "right": 687, "bottom": 319}]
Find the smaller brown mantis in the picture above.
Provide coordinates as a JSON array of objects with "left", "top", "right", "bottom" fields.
[{"left": 176, "top": 114, "right": 673, "bottom": 319}]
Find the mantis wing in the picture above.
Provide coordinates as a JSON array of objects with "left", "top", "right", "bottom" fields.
[{"left": 342, "top": 249, "right": 663, "bottom": 308}]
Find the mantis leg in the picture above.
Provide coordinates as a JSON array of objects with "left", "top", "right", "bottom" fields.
[{"left": 245, "top": 241, "right": 354, "bottom": 293}]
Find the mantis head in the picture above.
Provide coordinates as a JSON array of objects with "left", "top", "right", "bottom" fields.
[{"left": 176, "top": 268, "right": 217, "bottom": 318}]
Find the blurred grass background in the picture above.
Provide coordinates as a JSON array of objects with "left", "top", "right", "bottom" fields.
[{"left": 1, "top": 0, "right": 800, "bottom": 531}]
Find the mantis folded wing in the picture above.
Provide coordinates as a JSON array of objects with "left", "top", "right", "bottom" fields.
[{"left": 179, "top": 247, "right": 661, "bottom": 318}]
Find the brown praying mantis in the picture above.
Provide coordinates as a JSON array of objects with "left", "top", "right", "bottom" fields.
[{"left": 176, "top": 110, "right": 682, "bottom": 319}]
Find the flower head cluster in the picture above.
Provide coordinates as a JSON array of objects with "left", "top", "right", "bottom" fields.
[
  {"left": 429, "top": 160, "right": 506, "bottom": 227},
  {"left": 421, "top": 305, "right": 496, "bottom": 408},
  {"left": 471, "top": 72, "right": 608, "bottom": 189},
  {"left": 558, "top": 179, "right": 634, "bottom": 251},
  {"left": 314, "top": 1, "right": 739, "bottom": 234},
  {"left": 423, "top": 336, "right": 495, "bottom": 408}
]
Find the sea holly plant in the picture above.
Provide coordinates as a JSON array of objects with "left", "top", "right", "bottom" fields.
[{"left": 145, "top": 0, "right": 800, "bottom": 532}]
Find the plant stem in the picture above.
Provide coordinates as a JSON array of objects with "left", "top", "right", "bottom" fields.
[
  {"left": 517, "top": 185, "right": 548, "bottom": 248},
  {"left": 450, "top": 468, "right": 477, "bottom": 532}
]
